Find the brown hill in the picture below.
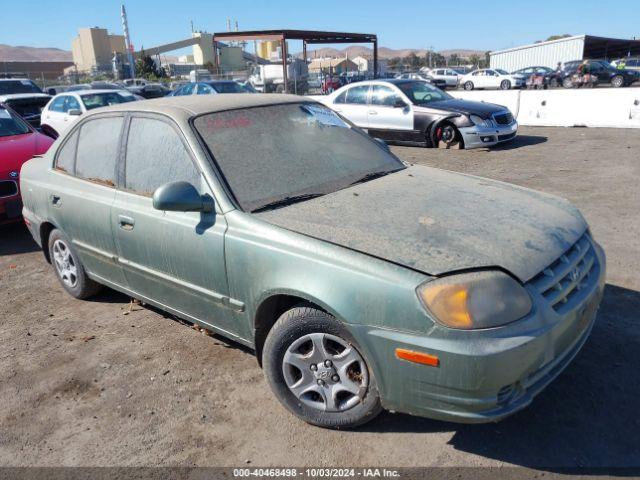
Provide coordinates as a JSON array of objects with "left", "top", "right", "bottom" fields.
[{"left": 0, "top": 44, "right": 73, "bottom": 62}]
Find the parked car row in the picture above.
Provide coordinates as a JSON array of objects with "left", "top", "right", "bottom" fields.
[{"left": 15, "top": 93, "right": 606, "bottom": 430}]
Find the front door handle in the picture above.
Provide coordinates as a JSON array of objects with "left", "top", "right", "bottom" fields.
[
  {"left": 368, "top": 110, "right": 378, "bottom": 115},
  {"left": 118, "top": 215, "right": 135, "bottom": 231}
]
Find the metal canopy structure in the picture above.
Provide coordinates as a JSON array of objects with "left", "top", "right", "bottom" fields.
[
  {"left": 213, "top": 29, "right": 379, "bottom": 93},
  {"left": 582, "top": 35, "right": 640, "bottom": 60}
]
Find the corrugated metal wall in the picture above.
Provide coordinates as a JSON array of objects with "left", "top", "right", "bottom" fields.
[{"left": 490, "top": 36, "right": 585, "bottom": 71}]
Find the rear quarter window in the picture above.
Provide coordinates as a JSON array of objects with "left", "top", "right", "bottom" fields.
[{"left": 55, "top": 130, "right": 79, "bottom": 173}]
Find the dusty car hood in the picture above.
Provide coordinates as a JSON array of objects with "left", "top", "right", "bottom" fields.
[
  {"left": 255, "top": 166, "right": 586, "bottom": 282},
  {"left": 417, "top": 99, "right": 508, "bottom": 119}
]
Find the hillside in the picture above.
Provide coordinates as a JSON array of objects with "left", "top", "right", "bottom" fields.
[{"left": 0, "top": 44, "right": 73, "bottom": 62}]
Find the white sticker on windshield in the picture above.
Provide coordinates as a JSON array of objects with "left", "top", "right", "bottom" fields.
[{"left": 301, "top": 104, "right": 348, "bottom": 128}]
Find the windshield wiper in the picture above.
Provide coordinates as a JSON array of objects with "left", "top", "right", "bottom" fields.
[
  {"left": 349, "top": 170, "right": 394, "bottom": 186},
  {"left": 252, "top": 193, "right": 325, "bottom": 213}
]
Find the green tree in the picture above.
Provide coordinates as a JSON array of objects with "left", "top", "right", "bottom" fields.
[
  {"left": 546, "top": 34, "right": 572, "bottom": 41},
  {"left": 468, "top": 54, "right": 481, "bottom": 68},
  {"left": 448, "top": 53, "right": 460, "bottom": 66},
  {"left": 135, "top": 49, "right": 158, "bottom": 79}
]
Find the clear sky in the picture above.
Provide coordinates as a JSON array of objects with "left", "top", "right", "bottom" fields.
[{"left": 2, "top": 0, "right": 638, "bottom": 53}]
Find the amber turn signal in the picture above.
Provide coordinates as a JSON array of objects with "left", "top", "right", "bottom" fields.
[{"left": 395, "top": 348, "right": 440, "bottom": 367}]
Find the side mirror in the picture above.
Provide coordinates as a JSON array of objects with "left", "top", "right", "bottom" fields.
[
  {"left": 393, "top": 98, "right": 408, "bottom": 108},
  {"left": 152, "top": 181, "right": 214, "bottom": 213},
  {"left": 68, "top": 109, "right": 82, "bottom": 116}
]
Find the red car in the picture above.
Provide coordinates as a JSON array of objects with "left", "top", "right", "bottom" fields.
[{"left": 0, "top": 104, "right": 54, "bottom": 224}]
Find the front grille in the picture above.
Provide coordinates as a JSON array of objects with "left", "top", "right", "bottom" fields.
[
  {"left": 0, "top": 180, "right": 18, "bottom": 198},
  {"left": 493, "top": 112, "right": 514, "bottom": 125},
  {"left": 528, "top": 232, "right": 599, "bottom": 314},
  {"left": 498, "top": 132, "right": 516, "bottom": 141}
]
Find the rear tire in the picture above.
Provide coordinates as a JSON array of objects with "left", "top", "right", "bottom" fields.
[
  {"left": 262, "top": 307, "right": 382, "bottom": 429},
  {"left": 48, "top": 229, "right": 102, "bottom": 299},
  {"left": 549, "top": 78, "right": 559, "bottom": 88},
  {"left": 463, "top": 81, "right": 474, "bottom": 91},
  {"left": 562, "top": 77, "right": 573, "bottom": 88},
  {"left": 500, "top": 80, "right": 511, "bottom": 90}
]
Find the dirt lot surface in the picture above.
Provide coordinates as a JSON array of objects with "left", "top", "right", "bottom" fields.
[{"left": 1, "top": 127, "right": 639, "bottom": 470}]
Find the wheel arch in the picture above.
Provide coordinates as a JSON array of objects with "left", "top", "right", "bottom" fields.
[
  {"left": 39, "top": 221, "right": 57, "bottom": 263},
  {"left": 423, "top": 114, "right": 466, "bottom": 148},
  {"left": 253, "top": 290, "right": 343, "bottom": 366}
]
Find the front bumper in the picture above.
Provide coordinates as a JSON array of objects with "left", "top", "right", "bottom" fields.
[
  {"left": 349, "top": 241, "right": 606, "bottom": 424},
  {"left": 459, "top": 120, "right": 518, "bottom": 149}
]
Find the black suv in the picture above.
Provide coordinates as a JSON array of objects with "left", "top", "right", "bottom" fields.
[{"left": 560, "top": 60, "right": 639, "bottom": 88}]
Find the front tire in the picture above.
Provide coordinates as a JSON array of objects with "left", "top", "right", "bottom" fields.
[
  {"left": 500, "top": 80, "right": 511, "bottom": 90},
  {"left": 562, "top": 77, "right": 573, "bottom": 88},
  {"left": 434, "top": 123, "right": 464, "bottom": 149},
  {"left": 611, "top": 75, "right": 624, "bottom": 88},
  {"left": 262, "top": 307, "right": 382, "bottom": 429},
  {"left": 464, "top": 81, "right": 474, "bottom": 91},
  {"left": 48, "top": 229, "right": 102, "bottom": 299}
]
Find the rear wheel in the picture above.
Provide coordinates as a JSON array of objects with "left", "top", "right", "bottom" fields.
[
  {"left": 263, "top": 307, "right": 382, "bottom": 429},
  {"left": 562, "top": 77, "right": 573, "bottom": 88},
  {"left": 500, "top": 80, "right": 511, "bottom": 90},
  {"left": 549, "top": 77, "right": 559, "bottom": 88},
  {"left": 48, "top": 229, "right": 101, "bottom": 299},
  {"left": 464, "top": 81, "right": 474, "bottom": 91}
]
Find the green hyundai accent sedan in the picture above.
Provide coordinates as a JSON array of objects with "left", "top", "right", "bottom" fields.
[{"left": 20, "top": 94, "right": 606, "bottom": 428}]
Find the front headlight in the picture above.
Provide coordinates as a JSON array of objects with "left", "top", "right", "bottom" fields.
[
  {"left": 469, "top": 114, "right": 492, "bottom": 128},
  {"left": 417, "top": 271, "right": 532, "bottom": 330}
]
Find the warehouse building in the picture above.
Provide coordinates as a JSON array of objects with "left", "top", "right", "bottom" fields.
[{"left": 490, "top": 35, "right": 640, "bottom": 71}]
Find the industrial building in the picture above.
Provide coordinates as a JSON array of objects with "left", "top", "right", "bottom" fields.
[
  {"left": 71, "top": 27, "right": 126, "bottom": 74},
  {"left": 490, "top": 35, "right": 640, "bottom": 71}
]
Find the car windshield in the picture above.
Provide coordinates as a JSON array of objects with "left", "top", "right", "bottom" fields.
[
  {"left": 396, "top": 81, "right": 452, "bottom": 105},
  {"left": 0, "top": 80, "right": 43, "bottom": 95},
  {"left": 193, "top": 102, "right": 405, "bottom": 212},
  {"left": 0, "top": 107, "right": 31, "bottom": 137},
  {"left": 210, "top": 82, "right": 247, "bottom": 94},
  {"left": 80, "top": 92, "right": 137, "bottom": 110}
]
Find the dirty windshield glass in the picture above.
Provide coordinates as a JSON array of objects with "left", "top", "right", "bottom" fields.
[{"left": 194, "top": 103, "right": 405, "bottom": 212}]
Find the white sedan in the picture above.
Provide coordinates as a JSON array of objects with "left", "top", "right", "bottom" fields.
[
  {"left": 459, "top": 69, "right": 525, "bottom": 90},
  {"left": 423, "top": 68, "right": 461, "bottom": 88},
  {"left": 41, "top": 89, "right": 138, "bottom": 137}
]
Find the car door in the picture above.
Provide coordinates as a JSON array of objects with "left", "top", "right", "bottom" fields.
[
  {"left": 484, "top": 70, "right": 499, "bottom": 88},
  {"left": 42, "top": 96, "right": 67, "bottom": 134},
  {"left": 331, "top": 84, "right": 370, "bottom": 128},
  {"left": 47, "top": 114, "right": 127, "bottom": 286},
  {"left": 58, "top": 95, "right": 83, "bottom": 134},
  {"left": 367, "top": 84, "right": 413, "bottom": 135},
  {"left": 111, "top": 114, "right": 235, "bottom": 335},
  {"left": 471, "top": 70, "right": 486, "bottom": 88}
]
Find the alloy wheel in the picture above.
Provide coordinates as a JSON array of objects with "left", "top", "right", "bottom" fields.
[{"left": 52, "top": 239, "right": 78, "bottom": 288}]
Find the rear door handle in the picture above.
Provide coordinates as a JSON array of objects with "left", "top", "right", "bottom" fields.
[
  {"left": 118, "top": 215, "right": 135, "bottom": 231},
  {"left": 51, "top": 195, "right": 61, "bottom": 207}
]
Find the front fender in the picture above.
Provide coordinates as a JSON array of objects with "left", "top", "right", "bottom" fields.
[{"left": 223, "top": 211, "right": 433, "bottom": 342}]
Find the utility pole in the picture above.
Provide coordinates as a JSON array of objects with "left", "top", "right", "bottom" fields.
[{"left": 121, "top": 5, "right": 136, "bottom": 80}]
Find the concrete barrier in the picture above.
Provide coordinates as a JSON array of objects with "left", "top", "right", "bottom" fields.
[{"left": 451, "top": 88, "right": 640, "bottom": 128}]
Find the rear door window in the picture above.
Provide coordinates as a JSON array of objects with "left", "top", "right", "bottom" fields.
[
  {"left": 124, "top": 117, "right": 200, "bottom": 196},
  {"left": 49, "top": 96, "right": 66, "bottom": 112},
  {"left": 75, "top": 117, "right": 123, "bottom": 186}
]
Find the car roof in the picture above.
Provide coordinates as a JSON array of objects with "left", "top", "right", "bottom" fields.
[{"left": 85, "top": 93, "right": 307, "bottom": 121}]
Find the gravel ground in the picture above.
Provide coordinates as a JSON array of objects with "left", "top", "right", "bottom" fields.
[{"left": 1, "top": 126, "right": 639, "bottom": 470}]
